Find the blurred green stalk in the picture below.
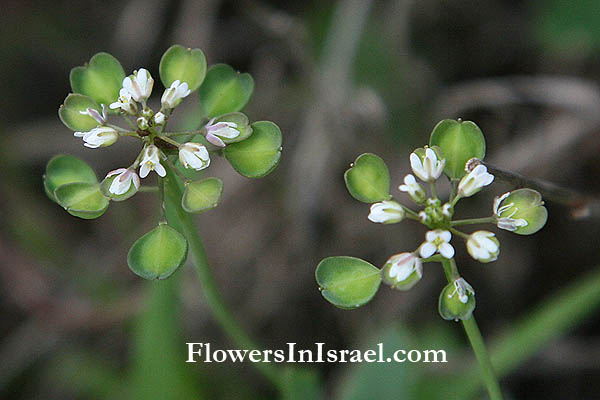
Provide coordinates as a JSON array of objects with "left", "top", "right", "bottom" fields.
[
  {"left": 163, "top": 164, "right": 283, "bottom": 389},
  {"left": 441, "top": 258, "right": 503, "bottom": 400}
]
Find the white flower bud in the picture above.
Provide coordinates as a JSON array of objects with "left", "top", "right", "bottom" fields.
[
  {"left": 466, "top": 231, "right": 499, "bottom": 262},
  {"left": 367, "top": 200, "right": 405, "bottom": 224},
  {"left": 409, "top": 147, "right": 445, "bottom": 182},
  {"left": 458, "top": 164, "right": 494, "bottom": 197},
  {"left": 73, "top": 126, "right": 118, "bottom": 148}
]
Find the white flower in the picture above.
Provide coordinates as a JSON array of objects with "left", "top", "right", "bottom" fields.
[
  {"left": 419, "top": 229, "right": 454, "bottom": 259},
  {"left": 123, "top": 68, "right": 154, "bottom": 103},
  {"left": 458, "top": 164, "right": 494, "bottom": 197},
  {"left": 387, "top": 253, "right": 422, "bottom": 282},
  {"left": 109, "top": 88, "right": 137, "bottom": 115},
  {"left": 74, "top": 126, "right": 118, "bottom": 148},
  {"left": 79, "top": 104, "right": 107, "bottom": 125},
  {"left": 161, "top": 80, "right": 191, "bottom": 109},
  {"left": 204, "top": 118, "right": 240, "bottom": 147},
  {"left": 153, "top": 112, "right": 166, "bottom": 125},
  {"left": 493, "top": 192, "right": 528, "bottom": 232},
  {"left": 448, "top": 278, "right": 475, "bottom": 304},
  {"left": 418, "top": 211, "right": 429, "bottom": 224},
  {"left": 466, "top": 231, "right": 499, "bottom": 262},
  {"left": 179, "top": 142, "right": 210, "bottom": 170},
  {"left": 368, "top": 200, "right": 405, "bottom": 224},
  {"left": 139, "top": 145, "right": 166, "bottom": 178},
  {"left": 398, "top": 174, "right": 426, "bottom": 203},
  {"left": 106, "top": 168, "right": 140, "bottom": 195},
  {"left": 410, "top": 148, "right": 445, "bottom": 182}
]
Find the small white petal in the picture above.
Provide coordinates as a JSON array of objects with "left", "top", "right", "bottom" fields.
[
  {"left": 439, "top": 242, "right": 455, "bottom": 259},
  {"left": 419, "top": 242, "right": 436, "bottom": 258}
]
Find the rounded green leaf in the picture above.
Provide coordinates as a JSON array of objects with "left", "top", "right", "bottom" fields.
[
  {"left": 429, "top": 119, "right": 486, "bottom": 179},
  {"left": 58, "top": 94, "right": 101, "bottom": 131},
  {"left": 344, "top": 153, "right": 391, "bottom": 203},
  {"left": 224, "top": 121, "right": 282, "bottom": 178},
  {"left": 212, "top": 112, "right": 253, "bottom": 143},
  {"left": 182, "top": 177, "right": 224, "bottom": 213},
  {"left": 127, "top": 224, "right": 188, "bottom": 280},
  {"left": 315, "top": 256, "right": 382, "bottom": 309},
  {"left": 159, "top": 45, "right": 207, "bottom": 92},
  {"left": 70, "top": 52, "right": 126, "bottom": 106},
  {"left": 198, "top": 64, "right": 254, "bottom": 117},
  {"left": 54, "top": 182, "right": 109, "bottom": 219},
  {"left": 44, "top": 154, "right": 98, "bottom": 202}
]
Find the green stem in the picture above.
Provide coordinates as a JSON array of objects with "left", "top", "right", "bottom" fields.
[
  {"left": 441, "top": 258, "right": 503, "bottom": 400},
  {"left": 162, "top": 166, "right": 282, "bottom": 388},
  {"left": 462, "top": 317, "right": 503, "bottom": 400},
  {"left": 398, "top": 203, "right": 420, "bottom": 221},
  {"left": 451, "top": 216, "right": 495, "bottom": 226},
  {"left": 449, "top": 179, "right": 459, "bottom": 203},
  {"left": 156, "top": 135, "right": 182, "bottom": 148},
  {"left": 429, "top": 181, "right": 438, "bottom": 199},
  {"left": 167, "top": 130, "right": 205, "bottom": 137},
  {"left": 449, "top": 227, "right": 470, "bottom": 240}
]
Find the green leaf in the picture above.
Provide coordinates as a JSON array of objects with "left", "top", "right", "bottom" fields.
[
  {"left": 44, "top": 154, "right": 98, "bottom": 202},
  {"left": 338, "top": 326, "right": 417, "bottom": 400},
  {"left": 181, "top": 177, "right": 224, "bottom": 213},
  {"left": 54, "top": 182, "right": 109, "bottom": 219},
  {"left": 58, "top": 94, "right": 101, "bottom": 131},
  {"left": 127, "top": 224, "right": 188, "bottom": 280},
  {"left": 198, "top": 64, "right": 254, "bottom": 117},
  {"left": 315, "top": 256, "right": 382, "bottom": 309},
  {"left": 159, "top": 45, "right": 207, "bottom": 92},
  {"left": 224, "top": 121, "right": 282, "bottom": 178},
  {"left": 70, "top": 52, "right": 125, "bottom": 107},
  {"left": 127, "top": 279, "right": 203, "bottom": 399},
  {"left": 344, "top": 153, "right": 391, "bottom": 203},
  {"left": 429, "top": 119, "right": 486, "bottom": 179},
  {"left": 281, "top": 368, "right": 324, "bottom": 400}
]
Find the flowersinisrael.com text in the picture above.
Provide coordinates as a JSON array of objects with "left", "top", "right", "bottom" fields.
[{"left": 186, "top": 343, "right": 447, "bottom": 363}]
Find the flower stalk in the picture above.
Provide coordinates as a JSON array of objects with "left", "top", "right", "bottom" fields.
[
  {"left": 162, "top": 165, "right": 283, "bottom": 389},
  {"left": 441, "top": 258, "right": 503, "bottom": 400}
]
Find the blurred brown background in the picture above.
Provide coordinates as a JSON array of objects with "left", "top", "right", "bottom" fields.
[{"left": 1, "top": 0, "right": 600, "bottom": 399}]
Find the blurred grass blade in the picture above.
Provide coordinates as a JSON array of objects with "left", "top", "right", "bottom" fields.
[
  {"left": 460, "top": 266, "right": 600, "bottom": 398},
  {"left": 126, "top": 279, "right": 203, "bottom": 400}
]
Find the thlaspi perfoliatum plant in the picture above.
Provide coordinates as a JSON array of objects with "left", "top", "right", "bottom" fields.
[
  {"left": 315, "top": 119, "right": 547, "bottom": 398},
  {"left": 315, "top": 119, "right": 548, "bottom": 318},
  {"left": 45, "top": 45, "right": 282, "bottom": 280}
]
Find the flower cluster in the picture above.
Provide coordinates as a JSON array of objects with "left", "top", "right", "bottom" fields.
[
  {"left": 49, "top": 47, "right": 282, "bottom": 279},
  {"left": 364, "top": 144, "right": 546, "bottom": 320},
  {"left": 69, "top": 65, "right": 244, "bottom": 197}
]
